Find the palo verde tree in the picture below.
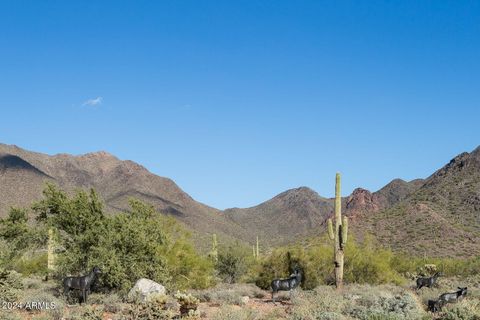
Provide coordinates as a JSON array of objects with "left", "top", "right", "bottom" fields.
[{"left": 32, "top": 183, "right": 214, "bottom": 291}]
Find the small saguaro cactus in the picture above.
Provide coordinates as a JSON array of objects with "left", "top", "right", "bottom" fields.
[
  {"left": 209, "top": 234, "right": 218, "bottom": 263},
  {"left": 253, "top": 245, "right": 256, "bottom": 259},
  {"left": 327, "top": 173, "right": 349, "bottom": 289},
  {"left": 46, "top": 228, "right": 56, "bottom": 281},
  {"left": 256, "top": 236, "right": 260, "bottom": 260}
]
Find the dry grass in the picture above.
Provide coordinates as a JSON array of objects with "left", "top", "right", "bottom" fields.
[{"left": 191, "top": 283, "right": 266, "bottom": 305}]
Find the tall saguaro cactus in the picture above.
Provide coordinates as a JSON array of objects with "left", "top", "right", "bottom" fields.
[{"left": 327, "top": 173, "right": 349, "bottom": 289}]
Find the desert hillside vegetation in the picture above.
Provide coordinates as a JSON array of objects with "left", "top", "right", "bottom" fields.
[{"left": 0, "top": 184, "right": 479, "bottom": 319}]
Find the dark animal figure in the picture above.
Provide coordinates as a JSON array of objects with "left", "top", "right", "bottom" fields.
[
  {"left": 271, "top": 268, "right": 302, "bottom": 304},
  {"left": 416, "top": 272, "right": 441, "bottom": 290},
  {"left": 63, "top": 266, "right": 102, "bottom": 304},
  {"left": 427, "top": 299, "right": 445, "bottom": 313},
  {"left": 439, "top": 287, "right": 468, "bottom": 304}
]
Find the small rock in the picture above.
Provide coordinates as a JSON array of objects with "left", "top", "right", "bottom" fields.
[{"left": 240, "top": 296, "right": 249, "bottom": 305}]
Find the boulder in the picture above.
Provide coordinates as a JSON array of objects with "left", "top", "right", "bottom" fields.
[{"left": 128, "top": 278, "right": 166, "bottom": 302}]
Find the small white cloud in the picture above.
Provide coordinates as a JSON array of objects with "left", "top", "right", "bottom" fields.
[{"left": 82, "top": 97, "right": 103, "bottom": 107}]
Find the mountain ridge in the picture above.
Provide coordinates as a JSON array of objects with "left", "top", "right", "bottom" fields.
[{"left": 1, "top": 142, "right": 479, "bottom": 256}]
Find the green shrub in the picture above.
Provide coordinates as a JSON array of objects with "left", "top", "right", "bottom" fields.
[
  {"left": 0, "top": 239, "right": 13, "bottom": 268},
  {"left": 87, "top": 292, "right": 123, "bottom": 313},
  {"left": 12, "top": 252, "right": 48, "bottom": 276},
  {"left": 391, "top": 254, "right": 480, "bottom": 279},
  {"left": 290, "top": 286, "right": 347, "bottom": 319},
  {"left": 0, "top": 269, "right": 23, "bottom": 302},
  {"left": 441, "top": 299, "right": 480, "bottom": 320},
  {"left": 23, "top": 276, "right": 43, "bottom": 290},
  {"left": 67, "top": 305, "right": 104, "bottom": 320},
  {"left": 256, "top": 236, "right": 404, "bottom": 290},
  {"left": 0, "top": 208, "right": 47, "bottom": 274},
  {"left": 216, "top": 243, "right": 253, "bottom": 284},
  {"left": 211, "top": 305, "right": 260, "bottom": 320}
]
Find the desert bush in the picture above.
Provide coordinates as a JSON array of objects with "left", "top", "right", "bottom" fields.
[
  {"left": 0, "top": 311, "right": 22, "bottom": 320},
  {"left": 88, "top": 292, "right": 123, "bottom": 313},
  {"left": 0, "top": 239, "right": 13, "bottom": 268},
  {"left": 290, "top": 286, "right": 347, "bottom": 320},
  {"left": 125, "top": 294, "right": 177, "bottom": 320},
  {"left": 211, "top": 305, "right": 260, "bottom": 320},
  {"left": 193, "top": 283, "right": 265, "bottom": 305},
  {"left": 20, "top": 290, "right": 65, "bottom": 320},
  {"left": 66, "top": 305, "right": 104, "bottom": 320},
  {"left": 391, "top": 254, "right": 480, "bottom": 279},
  {"left": 0, "top": 208, "right": 47, "bottom": 274},
  {"left": 256, "top": 236, "right": 405, "bottom": 290},
  {"left": 290, "top": 284, "right": 426, "bottom": 320},
  {"left": 216, "top": 242, "right": 254, "bottom": 284},
  {"left": 12, "top": 252, "right": 48, "bottom": 276},
  {"left": 441, "top": 299, "right": 480, "bottom": 320},
  {"left": 0, "top": 269, "right": 23, "bottom": 302},
  {"left": 23, "top": 276, "right": 43, "bottom": 290},
  {"left": 124, "top": 292, "right": 182, "bottom": 319}
]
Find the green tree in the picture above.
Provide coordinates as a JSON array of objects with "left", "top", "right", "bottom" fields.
[
  {"left": 216, "top": 243, "right": 252, "bottom": 283},
  {"left": 32, "top": 184, "right": 214, "bottom": 292},
  {"left": 0, "top": 208, "right": 29, "bottom": 247}
]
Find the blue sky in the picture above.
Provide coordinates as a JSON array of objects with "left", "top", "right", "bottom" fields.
[{"left": 1, "top": 1, "right": 479, "bottom": 209}]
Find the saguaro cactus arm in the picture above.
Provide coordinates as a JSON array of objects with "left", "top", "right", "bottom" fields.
[
  {"left": 327, "top": 219, "right": 334, "bottom": 240},
  {"left": 341, "top": 216, "right": 348, "bottom": 247}
]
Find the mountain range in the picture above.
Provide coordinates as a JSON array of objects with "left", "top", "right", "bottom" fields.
[{"left": 1, "top": 143, "right": 479, "bottom": 257}]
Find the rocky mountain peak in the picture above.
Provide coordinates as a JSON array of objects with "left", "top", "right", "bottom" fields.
[{"left": 345, "top": 188, "right": 382, "bottom": 216}]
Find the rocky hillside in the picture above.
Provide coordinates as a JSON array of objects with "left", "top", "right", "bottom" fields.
[
  {"left": 224, "top": 187, "right": 334, "bottom": 246},
  {"left": 344, "top": 178, "right": 425, "bottom": 217},
  {"left": 353, "top": 146, "right": 480, "bottom": 258},
  {"left": 225, "top": 178, "right": 425, "bottom": 246},
  {"left": 1, "top": 143, "right": 479, "bottom": 257},
  {"left": 0, "top": 144, "right": 248, "bottom": 247}
]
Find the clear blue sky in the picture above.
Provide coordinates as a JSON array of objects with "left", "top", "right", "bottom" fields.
[{"left": 1, "top": 1, "right": 479, "bottom": 209}]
